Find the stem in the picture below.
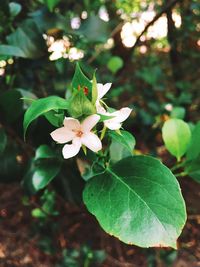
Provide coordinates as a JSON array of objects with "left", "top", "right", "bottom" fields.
[
  {"left": 84, "top": 258, "right": 90, "bottom": 267},
  {"left": 171, "top": 160, "right": 186, "bottom": 171},
  {"left": 100, "top": 125, "right": 107, "bottom": 140},
  {"left": 175, "top": 172, "right": 188, "bottom": 178}
]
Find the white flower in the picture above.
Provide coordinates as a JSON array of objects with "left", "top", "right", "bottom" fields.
[
  {"left": 103, "top": 107, "right": 132, "bottom": 130},
  {"left": 96, "top": 83, "right": 112, "bottom": 114},
  {"left": 96, "top": 83, "right": 132, "bottom": 130},
  {"left": 50, "top": 114, "right": 102, "bottom": 159}
]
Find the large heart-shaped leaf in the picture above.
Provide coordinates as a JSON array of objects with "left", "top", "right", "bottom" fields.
[
  {"left": 162, "top": 119, "right": 191, "bottom": 161},
  {"left": 83, "top": 156, "right": 186, "bottom": 248},
  {"left": 23, "top": 96, "right": 69, "bottom": 137}
]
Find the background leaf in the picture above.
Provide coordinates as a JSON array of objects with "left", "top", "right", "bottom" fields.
[
  {"left": 77, "top": 15, "right": 109, "bottom": 43},
  {"left": 107, "top": 56, "right": 124, "bottom": 74},
  {"left": 162, "top": 119, "right": 191, "bottom": 161},
  {"left": 170, "top": 107, "right": 186, "bottom": 120},
  {"left": 6, "top": 20, "right": 45, "bottom": 58},
  {"left": 32, "top": 161, "right": 60, "bottom": 191},
  {"left": 186, "top": 121, "right": 200, "bottom": 161},
  {"left": 0, "top": 45, "right": 26, "bottom": 57},
  {"left": 35, "top": 145, "right": 57, "bottom": 160},
  {"left": 0, "top": 128, "right": 7, "bottom": 155},
  {"left": 9, "top": 2, "right": 22, "bottom": 17},
  {"left": 43, "top": 0, "right": 61, "bottom": 12},
  {"left": 0, "top": 89, "right": 23, "bottom": 122}
]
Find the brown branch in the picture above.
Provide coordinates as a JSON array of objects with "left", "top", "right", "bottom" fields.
[
  {"left": 132, "top": 0, "right": 181, "bottom": 49},
  {"left": 87, "top": 22, "right": 124, "bottom": 64}
]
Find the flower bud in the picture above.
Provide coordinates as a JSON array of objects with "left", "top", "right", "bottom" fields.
[{"left": 68, "top": 90, "right": 96, "bottom": 118}]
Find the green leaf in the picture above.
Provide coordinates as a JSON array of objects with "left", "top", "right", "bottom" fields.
[
  {"left": 162, "top": 119, "right": 191, "bottom": 161},
  {"left": 6, "top": 20, "right": 45, "bottom": 58},
  {"left": 35, "top": 145, "right": 57, "bottom": 160},
  {"left": 0, "top": 45, "right": 26, "bottom": 57},
  {"left": 32, "top": 208, "right": 46, "bottom": 218},
  {"left": 44, "top": 110, "right": 64, "bottom": 127},
  {"left": 72, "top": 63, "right": 92, "bottom": 91},
  {"left": 92, "top": 73, "right": 98, "bottom": 105},
  {"left": 170, "top": 107, "right": 186, "bottom": 120},
  {"left": 109, "top": 130, "right": 136, "bottom": 153},
  {"left": 9, "top": 2, "right": 21, "bottom": 17},
  {"left": 23, "top": 96, "right": 69, "bottom": 137},
  {"left": 32, "top": 162, "right": 60, "bottom": 191},
  {"left": 0, "top": 128, "right": 7, "bottom": 155},
  {"left": 185, "top": 157, "right": 200, "bottom": 183},
  {"left": 68, "top": 90, "right": 96, "bottom": 118},
  {"left": 83, "top": 156, "right": 186, "bottom": 248},
  {"left": 77, "top": 15, "right": 109, "bottom": 43},
  {"left": 109, "top": 141, "right": 132, "bottom": 164},
  {"left": 186, "top": 122, "right": 200, "bottom": 161},
  {"left": 16, "top": 88, "right": 37, "bottom": 109},
  {"left": 107, "top": 56, "right": 124, "bottom": 74},
  {"left": 43, "top": 0, "right": 61, "bottom": 12}
]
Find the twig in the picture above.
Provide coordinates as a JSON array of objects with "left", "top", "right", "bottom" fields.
[
  {"left": 87, "top": 22, "right": 124, "bottom": 64},
  {"left": 132, "top": 0, "right": 181, "bottom": 49}
]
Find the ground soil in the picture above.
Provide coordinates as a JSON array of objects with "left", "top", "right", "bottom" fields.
[{"left": 0, "top": 177, "right": 200, "bottom": 267}]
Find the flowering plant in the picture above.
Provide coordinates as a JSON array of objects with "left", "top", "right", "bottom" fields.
[{"left": 24, "top": 63, "right": 187, "bottom": 248}]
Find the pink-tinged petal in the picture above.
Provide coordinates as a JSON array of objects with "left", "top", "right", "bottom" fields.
[
  {"left": 81, "top": 114, "right": 100, "bottom": 132},
  {"left": 107, "top": 107, "right": 132, "bottom": 124},
  {"left": 97, "top": 83, "right": 112, "bottom": 99},
  {"left": 96, "top": 100, "right": 107, "bottom": 114},
  {"left": 116, "top": 107, "right": 132, "bottom": 123},
  {"left": 50, "top": 127, "right": 75, "bottom": 144},
  {"left": 62, "top": 138, "right": 81, "bottom": 159},
  {"left": 104, "top": 121, "right": 122, "bottom": 130},
  {"left": 81, "top": 132, "right": 102, "bottom": 152},
  {"left": 63, "top": 117, "right": 80, "bottom": 131}
]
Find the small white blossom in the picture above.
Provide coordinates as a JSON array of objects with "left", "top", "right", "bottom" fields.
[
  {"left": 50, "top": 114, "right": 102, "bottom": 159},
  {"left": 96, "top": 83, "right": 132, "bottom": 130}
]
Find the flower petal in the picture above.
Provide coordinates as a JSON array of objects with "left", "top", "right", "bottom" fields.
[
  {"left": 50, "top": 127, "right": 75, "bottom": 144},
  {"left": 116, "top": 107, "right": 132, "bottom": 123},
  {"left": 81, "top": 132, "right": 102, "bottom": 152},
  {"left": 96, "top": 100, "right": 107, "bottom": 114},
  {"left": 62, "top": 138, "right": 81, "bottom": 159},
  {"left": 104, "top": 121, "right": 122, "bottom": 130},
  {"left": 97, "top": 83, "right": 112, "bottom": 100},
  {"left": 81, "top": 114, "right": 100, "bottom": 132},
  {"left": 106, "top": 107, "right": 132, "bottom": 123},
  {"left": 63, "top": 117, "right": 80, "bottom": 131}
]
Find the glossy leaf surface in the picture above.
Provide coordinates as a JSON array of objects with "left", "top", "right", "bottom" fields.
[{"left": 83, "top": 156, "right": 186, "bottom": 248}]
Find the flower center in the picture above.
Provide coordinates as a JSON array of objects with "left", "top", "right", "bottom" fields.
[{"left": 75, "top": 130, "right": 83, "bottom": 137}]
